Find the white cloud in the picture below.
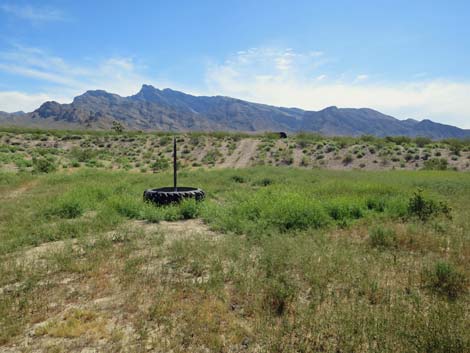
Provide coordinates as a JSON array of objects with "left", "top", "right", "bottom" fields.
[
  {"left": 0, "top": 3, "right": 66, "bottom": 22},
  {"left": 205, "top": 47, "right": 470, "bottom": 129},
  {"left": 0, "top": 46, "right": 160, "bottom": 111},
  {"left": 0, "top": 91, "right": 53, "bottom": 112},
  {"left": 0, "top": 45, "right": 202, "bottom": 113}
]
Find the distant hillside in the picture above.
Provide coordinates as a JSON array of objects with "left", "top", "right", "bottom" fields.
[{"left": 1, "top": 84, "right": 469, "bottom": 139}]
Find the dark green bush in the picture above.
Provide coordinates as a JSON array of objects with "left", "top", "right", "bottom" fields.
[
  {"left": 231, "top": 175, "right": 246, "bottom": 183},
  {"left": 253, "top": 178, "right": 273, "bottom": 187},
  {"left": 425, "top": 261, "right": 467, "bottom": 299},
  {"left": 342, "top": 154, "right": 353, "bottom": 165},
  {"left": 366, "top": 197, "right": 387, "bottom": 212},
  {"left": 407, "top": 189, "right": 451, "bottom": 221},
  {"left": 32, "top": 157, "right": 56, "bottom": 173},
  {"left": 423, "top": 158, "right": 448, "bottom": 171},
  {"left": 159, "top": 136, "right": 171, "bottom": 146}
]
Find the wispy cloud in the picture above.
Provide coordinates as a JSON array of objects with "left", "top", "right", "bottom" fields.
[
  {"left": 205, "top": 47, "right": 470, "bottom": 129},
  {"left": 0, "top": 45, "right": 197, "bottom": 112},
  {"left": 0, "top": 45, "right": 158, "bottom": 111},
  {"left": 0, "top": 3, "right": 66, "bottom": 22}
]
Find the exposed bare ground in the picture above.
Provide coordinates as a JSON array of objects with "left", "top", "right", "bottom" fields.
[
  {"left": 219, "top": 139, "right": 259, "bottom": 168},
  {"left": 292, "top": 147, "right": 303, "bottom": 166},
  {"left": 0, "top": 218, "right": 222, "bottom": 353},
  {"left": 8, "top": 219, "right": 217, "bottom": 264}
]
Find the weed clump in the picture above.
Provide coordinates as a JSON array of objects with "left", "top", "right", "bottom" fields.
[
  {"left": 179, "top": 199, "right": 200, "bottom": 219},
  {"left": 231, "top": 175, "right": 246, "bottom": 183},
  {"left": 45, "top": 199, "right": 83, "bottom": 219},
  {"left": 263, "top": 274, "right": 295, "bottom": 316},
  {"left": 424, "top": 261, "right": 467, "bottom": 299},
  {"left": 369, "top": 226, "right": 397, "bottom": 248},
  {"left": 253, "top": 177, "right": 273, "bottom": 187},
  {"left": 69, "top": 147, "right": 96, "bottom": 163}
]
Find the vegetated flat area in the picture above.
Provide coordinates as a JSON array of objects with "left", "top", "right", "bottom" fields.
[
  {"left": 0, "top": 129, "right": 469, "bottom": 352},
  {"left": 1, "top": 127, "right": 470, "bottom": 173}
]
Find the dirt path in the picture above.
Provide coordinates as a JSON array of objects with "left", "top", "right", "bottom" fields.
[
  {"left": 293, "top": 148, "right": 303, "bottom": 167},
  {"left": 219, "top": 139, "right": 259, "bottom": 168},
  {"left": 2, "top": 180, "right": 38, "bottom": 200}
]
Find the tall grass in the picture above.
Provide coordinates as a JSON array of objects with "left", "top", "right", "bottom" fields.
[{"left": 0, "top": 167, "right": 469, "bottom": 351}]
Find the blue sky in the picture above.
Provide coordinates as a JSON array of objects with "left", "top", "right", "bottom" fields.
[{"left": 1, "top": 0, "right": 469, "bottom": 128}]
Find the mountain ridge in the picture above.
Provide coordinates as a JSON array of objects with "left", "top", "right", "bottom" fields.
[{"left": 0, "top": 84, "right": 469, "bottom": 139}]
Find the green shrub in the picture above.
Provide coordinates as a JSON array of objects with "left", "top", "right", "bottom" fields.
[
  {"left": 342, "top": 154, "right": 353, "bottom": 165},
  {"left": 325, "top": 198, "right": 364, "bottom": 223},
  {"left": 369, "top": 226, "right": 396, "bottom": 248},
  {"left": 109, "top": 196, "right": 143, "bottom": 219},
  {"left": 140, "top": 205, "right": 163, "bottom": 223},
  {"left": 159, "top": 136, "right": 171, "bottom": 146},
  {"left": 231, "top": 175, "right": 246, "bottom": 183},
  {"left": 151, "top": 157, "right": 170, "bottom": 172},
  {"left": 253, "top": 178, "right": 273, "bottom": 187},
  {"left": 264, "top": 274, "right": 295, "bottom": 316},
  {"left": 32, "top": 157, "right": 56, "bottom": 173},
  {"left": 366, "top": 197, "right": 387, "bottom": 212},
  {"left": 202, "top": 150, "right": 222, "bottom": 165},
  {"left": 45, "top": 199, "right": 83, "bottom": 219},
  {"left": 179, "top": 199, "right": 200, "bottom": 219},
  {"left": 71, "top": 160, "right": 80, "bottom": 168},
  {"left": 69, "top": 147, "right": 96, "bottom": 162},
  {"left": 423, "top": 158, "right": 448, "bottom": 170},
  {"left": 162, "top": 206, "right": 181, "bottom": 221},
  {"left": 407, "top": 189, "right": 451, "bottom": 221},
  {"left": 414, "top": 136, "right": 432, "bottom": 148},
  {"left": 425, "top": 261, "right": 467, "bottom": 299}
]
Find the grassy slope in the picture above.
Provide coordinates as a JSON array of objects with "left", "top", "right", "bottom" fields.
[
  {"left": 1, "top": 128, "right": 470, "bottom": 173},
  {"left": 0, "top": 167, "right": 469, "bottom": 352}
]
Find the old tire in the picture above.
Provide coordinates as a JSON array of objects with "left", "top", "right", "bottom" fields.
[{"left": 143, "top": 187, "right": 205, "bottom": 206}]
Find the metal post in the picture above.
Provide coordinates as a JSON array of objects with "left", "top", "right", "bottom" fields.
[{"left": 173, "top": 136, "right": 177, "bottom": 191}]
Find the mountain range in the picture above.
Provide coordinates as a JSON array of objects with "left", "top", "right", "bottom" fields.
[{"left": 1, "top": 84, "right": 469, "bottom": 139}]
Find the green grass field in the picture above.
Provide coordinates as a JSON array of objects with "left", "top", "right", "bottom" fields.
[{"left": 1, "top": 165, "right": 469, "bottom": 352}]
